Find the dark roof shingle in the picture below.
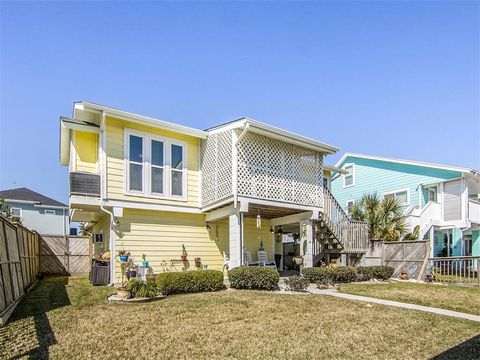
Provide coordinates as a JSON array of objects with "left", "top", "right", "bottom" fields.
[{"left": 0, "top": 188, "right": 68, "bottom": 207}]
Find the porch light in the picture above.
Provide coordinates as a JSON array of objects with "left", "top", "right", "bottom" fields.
[{"left": 277, "top": 226, "right": 283, "bottom": 234}]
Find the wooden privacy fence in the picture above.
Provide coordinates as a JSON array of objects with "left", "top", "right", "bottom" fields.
[
  {"left": 40, "top": 235, "right": 92, "bottom": 275},
  {"left": 0, "top": 216, "right": 93, "bottom": 325},
  {"left": 382, "top": 240, "right": 430, "bottom": 279},
  {"left": 0, "top": 216, "right": 40, "bottom": 325}
]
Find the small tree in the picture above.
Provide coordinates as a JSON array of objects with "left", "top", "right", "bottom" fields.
[
  {"left": 349, "top": 193, "right": 407, "bottom": 241},
  {"left": 0, "top": 197, "right": 22, "bottom": 224}
]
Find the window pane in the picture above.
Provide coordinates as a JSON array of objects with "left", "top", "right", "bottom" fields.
[
  {"left": 11, "top": 208, "right": 21, "bottom": 216},
  {"left": 396, "top": 191, "right": 408, "bottom": 204},
  {"left": 172, "top": 170, "right": 183, "bottom": 196},
  {"left": 129, "top": 163, "right": 143, "bottom": 191},
  {"left": 151, "top": 167, "right": 164, "bottom": 194},
  {"left": 129, "top": 135, "right": 143, "bottom": 163},
  {"left": 345, "top": 175, "right": 353, "bottom": 186},
  {"left": 384, "top": 193, "right": 395, "bottom": 200},
  {"left": 151, "top": 140, "right": 164, "bottom": 166},
  {"left": 345, "top": 165, "right": 353, "bottom": 175},
  {"left": 171, "top": 144, "right": 183, "bottom": 170}
]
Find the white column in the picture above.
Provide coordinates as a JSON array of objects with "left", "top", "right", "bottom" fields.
[
  {"left": 300, "top": 219, "right": 314, "bottom": 268},
  {"left": 229, "top": 212, "right": 243, "bottom": 268}
]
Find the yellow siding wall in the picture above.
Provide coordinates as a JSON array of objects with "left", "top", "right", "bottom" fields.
[
  {"left": 114, "top": 209, "right": 223, "bottom": 282},
  {"left": 105, "top": 116, "right": 201, "bottom": 207},
  {"left": 74, "top": 131, "right": 98, "bottom": 173}
]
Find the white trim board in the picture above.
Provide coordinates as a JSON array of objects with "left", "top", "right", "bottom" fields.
[{"left": 335, "top": 152, "right": 478, "bottom": 174}]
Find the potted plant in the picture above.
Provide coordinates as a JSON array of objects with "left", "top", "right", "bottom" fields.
[
  {"left": 293, "top": 255, "right": 303, "bottom": 266},
  {"left": 116, "top": 284, "right": 131, "bottom": 299},
  {"left": 118, "top": 250, "right": 130, "bottom": 263},
  {"left": 142, "top": 254, "right": 149, "bottom": 268},
  {"left": 400, "top": 271, "right": 409, "bottom": 280},
  {"left": 181, "top": 244, "right": 188, "bottom": 261}
]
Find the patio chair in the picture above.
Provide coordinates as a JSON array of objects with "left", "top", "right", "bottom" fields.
[
  {"left": 244, "top": 251, "right": 259, "bottom": 266},
  {"left": 257, "top": 251, "right": 276, "bottom": 268}
]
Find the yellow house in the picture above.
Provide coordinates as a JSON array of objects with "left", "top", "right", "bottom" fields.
[{"left": 59, "top": 101, "right": 367, "bottom": 284}]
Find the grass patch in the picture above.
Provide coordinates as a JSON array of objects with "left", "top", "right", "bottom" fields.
[
  {"left": 1, "top": 276, "right": 479, "bottom": 359},
  {"left": 340, "top": 282, "right": 480, "bottom": 316}
]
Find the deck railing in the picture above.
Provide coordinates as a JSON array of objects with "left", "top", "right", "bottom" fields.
[
  {"left": 428, "top": 256, "right": 480, "bottom": 286},
  {"left": 323, "top": 188, "right": 369, "bottom": 253}
]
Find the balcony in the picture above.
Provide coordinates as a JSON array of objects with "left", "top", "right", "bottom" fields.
[
  {"left": 201, "top": 130, "right": 324, "bottom": 209},
  {"left": 70, "top": 172, "right": 100, "bottom": 197},
  {"left": 469, "top": 199, "right": 480, "bottom": 224}
]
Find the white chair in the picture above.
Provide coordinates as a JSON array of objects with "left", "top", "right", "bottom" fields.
[
  {"left": 257, "top": 251, "right": 276, "bottom": 268},
  {"left": 244, "top": 251, "right": 259, "bottom": 266}
]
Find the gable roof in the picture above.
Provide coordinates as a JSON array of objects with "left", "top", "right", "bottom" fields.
[
  {"left": 206, "top": 117, "right": 339, "bottom": 154},
  {"left": 0, "top": 188, "right": 68, "bottom": 208},
  {"left": 334, "top": 152, "right": 480, "bottom": 175}
]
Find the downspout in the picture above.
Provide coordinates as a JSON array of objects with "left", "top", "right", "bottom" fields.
[
  {"left": 98, "top": 111, "right": 116, "bottom": 286},
  {"left": 233, "top": 122, "right": 250, "bottom": 209}
]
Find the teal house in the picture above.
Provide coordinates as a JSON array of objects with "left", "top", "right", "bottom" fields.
[{"left": 330, "top": 153, "right": 480, "bottom": 258}]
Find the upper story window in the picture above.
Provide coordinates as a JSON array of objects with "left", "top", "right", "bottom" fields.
[
  {"left": 125, "top": 130, "right": 186, "bottom": 200},
  {"left": 343, "top": 164, "right": 355, "bottom": 188},
  {"left": 11, "top": 207, "right": 22, "bottom": 217},
  {"left": 384, "top": 189, "right": 409, "bottom": 206},
  {"left": 427, "top": 186, "right": 438, "bottom": 203}
]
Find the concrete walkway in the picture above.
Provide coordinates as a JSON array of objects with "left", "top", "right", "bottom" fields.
[{"left": 308, "top": 288, "right": 480, "bottom": 323}]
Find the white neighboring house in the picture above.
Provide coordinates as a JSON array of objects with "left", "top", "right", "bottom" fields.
[{"left": 0, "top": 187, "right": 69, "bottom": 235}]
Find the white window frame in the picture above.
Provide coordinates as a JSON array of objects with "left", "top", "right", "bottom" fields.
[
  {"left": 44, "top": 209, "right": 56, "bottom": 215},
  {"left": 343, "top": 163, "right": 355, "bottom": 188},
  {"left": 124, "top": 129, "right": 187, "bottom": 201},
  {"left": 427, "top": 186, "right": 438, "bottom": 203},
  {"left": 11, "top": 207, "right": 22, "bottom": 217},
  {"left": 383, "top": 188, "right": 410, "bottom": 206},
  {"left": 94, "top": 233, "right": 104, "bottom": 244}
]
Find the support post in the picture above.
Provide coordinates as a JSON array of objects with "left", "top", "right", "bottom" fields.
[
  {"left": 229, "top": 212, "right": 243, "bottom": 268},
  {"left": 300, "top": 219, "right": 313, "bottom": 268}
]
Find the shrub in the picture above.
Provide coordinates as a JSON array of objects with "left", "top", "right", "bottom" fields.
[
  {"left": 284, "top": 276, "right": 309, "bottom": 292},
  {"left": 155, "top": 270, "right": 224, "bottom": 295},
  {"left": 332, "top": 266, "right": 357, "bottom": 283},
  {"left": 356, "top": 266, "right": 395, "bottom": 281},
  {"left": 302, "top": 266, "right": 356, "bottom": 284},
  {"left": 371, "top": 266, "right": 395, "bottom": 280},
  {"left": 301, "top": 267, "right": 334, "bottom": 284},
  {"left": 228, "top": 266, "right": 279, "bottom": 290},
  {"left": 127, "top": 279, "right": 159, "bottom": 298}
]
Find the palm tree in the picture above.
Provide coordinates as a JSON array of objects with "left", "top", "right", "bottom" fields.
[{"left": 348, "top": 193, "right": 407, "bottom": 241}]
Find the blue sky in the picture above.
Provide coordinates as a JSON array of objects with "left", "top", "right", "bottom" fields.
[{"left": 1, "top": 1, "right": 478, "bottom": 204}]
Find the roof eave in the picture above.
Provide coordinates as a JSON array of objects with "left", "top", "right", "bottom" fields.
[{"left": 78, "top": 101, "right": 208, "bottom": 139}]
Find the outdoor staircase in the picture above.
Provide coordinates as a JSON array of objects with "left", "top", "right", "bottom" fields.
[{"left": 317, "top": 188, "right": 369, "bottom": 254}]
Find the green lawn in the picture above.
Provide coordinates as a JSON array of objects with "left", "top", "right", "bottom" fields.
[
  {"left": 340, "top": 282, "right": 480, "bottom": 316},
  {"left": 1, "top": 277, "right": 479, "bottom": 360}
]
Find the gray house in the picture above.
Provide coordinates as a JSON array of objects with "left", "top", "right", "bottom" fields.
[{"left": 0, "top": 187, "right": 69, "bottom": 235}]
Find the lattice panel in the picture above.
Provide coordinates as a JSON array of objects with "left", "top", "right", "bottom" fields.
[
  {"left": 201, "top": 131, "right": 233, "bottom": 206},
  {"left": 237, "top": 131, "right": 324, "bottom": 207}
]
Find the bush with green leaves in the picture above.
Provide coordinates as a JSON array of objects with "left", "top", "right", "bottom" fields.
[
  {"left": 155, "top": 270, "right": 224, "bottom": 295},
  {"left": 127, "top": 279, "right": 159, "bottom": 298},
  {"left": 356, "top": 266, "right": 395, "bottom": 281},
  {"left": 302, "top": 266, "right": 357, "bottom": 284},
  {"left": 228, "top": 266, "right": 279, "bottom": 290},
  {"left": 284, "top": 276, "right": 309, "bottom": 292}
]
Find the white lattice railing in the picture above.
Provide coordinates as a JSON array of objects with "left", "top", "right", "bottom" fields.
[
  {"left": 201, "top": 129, "right": 325, "bottom": 208},
  {"left": 236, "top": 131, "right": 324, "bottom": 207}
]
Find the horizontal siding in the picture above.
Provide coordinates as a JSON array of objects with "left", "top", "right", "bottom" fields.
[
  {"left": 74, "top": 131, "right": 98, "bottom": 173},
  {"left": 444, "top": 179, "right": 462, "bottom": 221},
  {"left": 331, "top": 157, "right": 462, "bottom": 213},
  {"left": 105, "top": 116, "right": 201, "bottom": 208},
  {"left": 113, "top": 209, "right": 223, "bottom": 283}
]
